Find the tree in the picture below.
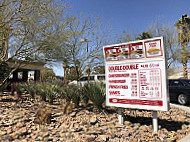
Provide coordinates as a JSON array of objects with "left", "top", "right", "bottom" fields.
[
  {"left": 62, "top": 15, "right": 110, "bottom": 81},
  {"left": 92, "top": 65, "right": 105, "bottom": 74},
  {"left": 0, "top": 0, "right": 69, "bottom": 86},
  {"left": 175, "top": 14, "right": 190, "bottom": 79},
  {"left": 62, "top": 58, "right": 70, "bottom": 82},
  {"left": 115, "top": 30, "right": 135, "bottom": 43},
  {"left": 66, "top": 66, "right": 82, "bottom": 81},
  {"left": 40, "top": 67, "right": 56, "bottom": 81},
  {"left": 136, "top": 32, "right": 153, "bottom": 40},
  {"left": 117, "top": 20, "right": 179, "bottom": 69},
  {"left": 147, "top": 20, "right": 179, "bottom": 68}
]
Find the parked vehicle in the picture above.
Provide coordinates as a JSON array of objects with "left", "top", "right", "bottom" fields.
[
  {"left": 69, "top": 74, "right": 105, "bottom": 86},
  {"left": 169, "top": 79, "right": 190, "bottom": 105}
]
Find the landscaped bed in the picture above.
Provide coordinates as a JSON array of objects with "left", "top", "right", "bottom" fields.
[{"left": 0, "top": 91, "right": 190, "bottom": 142}]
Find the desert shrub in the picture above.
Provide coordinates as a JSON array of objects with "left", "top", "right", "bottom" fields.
[
  {"left": 82, "top": 82, "right": 105, "bottom": 109},
  {"left": 46, "top": 84, "right": 59, "bottom": 104},
  {"left": 63, "top": 84, "right": 81, "bottom": 107},
  {"left": 24, "top": 83, "right": 36, "bottom": 98},
  {"left": 13, "top": 83, "right": 25, "bottom": 98},
  {"left": 33, "top": 82, "right": 60, "bottom": 104},
  {"left": 81, "top": 85, "right": 90, "bottom": 105},
  {"left": 0, "top": 81, "right": 10, "bottom": 92},
  {"left": 34, "top": 107, "right": 52, "bottom": 125}
]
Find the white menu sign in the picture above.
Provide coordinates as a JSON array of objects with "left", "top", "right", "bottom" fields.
[{"left": 103, "top": 37, "right": 169, "bottom": 111}]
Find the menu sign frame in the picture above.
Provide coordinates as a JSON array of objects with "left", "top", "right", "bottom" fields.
[{"left": 103, "top": 37, "right": 169, "bottom": 111}]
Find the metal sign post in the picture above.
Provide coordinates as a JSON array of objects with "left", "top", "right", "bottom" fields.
[
  {"left": 152, "top": 111, "right": 158, "bottom": 132},
  {"left": 118, "top": 108, "right": 124, "bottom": 124}
]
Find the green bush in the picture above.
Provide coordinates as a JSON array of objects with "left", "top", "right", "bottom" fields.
[
  {"left": 13, "top": 83, "right": 25, "bottom": 98},
  {"left": 46, "top": 84, "right": 59, "bottom": 104},
  {"left": 82, "top": 82, "right": 105, "bottom": 109},
  {"left": 33, "top": 82, "right": 60, "bottom": 104},
  {"left": 81, "top": 85, "right": 90, "bottom": 105},
  {"left": 36, "top": 83, "right": 48, "bottom": 102},
  {"left": 0, "top": 81, "right": 10, "bottom": 92},
  {"left": 63, "top": 84, "right": 81, "bottom": 107},
  {"left": 24, "top": 83, "right": 36, "bottom": 98}
]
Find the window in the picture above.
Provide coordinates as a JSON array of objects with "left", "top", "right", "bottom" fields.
[
  {"left": 183, "top": 80, "right": 190, "bottom": 85},
  {"left": 18, "top": 72, "right": 23, "bottom": 79},
  {"left": 98, "top": 76, "right": 105, "bottom": 80},
  {"left": 79, "top": 76, "right": 95, "bottom": 81},
  {"left": 89, "top": 76, "right": 94, "bottom": 81},
  {"left": 9, "top": 74, "right": 13, "bottom": 79},
  {"left": 79, "top": 77, "right": 88, "bottom": 81},
  {"left": 170, "top": 80, "right": 184, "bottom": 86}
]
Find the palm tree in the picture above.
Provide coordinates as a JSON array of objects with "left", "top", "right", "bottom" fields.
[
  {"left": 175, "top": 14, "right": 190, "bottom": 79},
  {"left": 62, "top": 59, "right": 69, "bottom": 83}
]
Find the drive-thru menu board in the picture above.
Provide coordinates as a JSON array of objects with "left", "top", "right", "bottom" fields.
[{"left": 103, "top": 37, "right": 169, "bottom": 111}]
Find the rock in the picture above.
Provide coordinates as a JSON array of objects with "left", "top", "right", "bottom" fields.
[
  {"left": 90, "top": 116, "right": 97, "bottom": 125},
  {"left": 179, "top": 116, "right": 186, "bottom": 122},
  {"left": 181, "top": 124, "right": 188, "bottom": 130},
  {"left": 85, "top": 110, "right": 90, "bottom": 115},
  {"left": 98, "top": 135, "right": 109, "bottom": 141},
  {"left": 86, "top": 129, "right": 103, "bottom": 135},
  {"left": 73, "top": 123, "right": 83, "bottom": 132},
  {"left": 10, "top": 133, "right": 19, "bottom": 139},
  {"left": 115, "top": 123, "right": 124, "bottom": 128},
  {"left": 124, "top": 121, "right": 131, "bottom": 126},
  {"left": 85, "top": 135, "right": 96, "bottom": 141},
  {"left": 16, "top": 122, "right": 25, "bottom": 128},
  {"left": 70, "top": 112, "right": 76, "bottom": 117},
  {"left": 3, "top": 135, "right": 13, "bottom": 141},
  {"left": 1, "top": 131, "right": 7, "bottom": 136},
  {"left": 139, "top": 125, "right": 148, "bottom": 131},
  {"left": 44, "top": 137, "right": 53, "bottom": 142},
  {"left": 7, "top": 128, "right": 13, "bottom": 134},
  {"left": 17, "top": 127, "right": 28, "bottom": 136},
  {"left": 53, "top": 113, "right": 62, "bottom": 117}
]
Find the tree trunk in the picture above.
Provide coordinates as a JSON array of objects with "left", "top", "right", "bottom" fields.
[
  {"left": 63, "top": 67, "right": 66, "bottom": 83},
  {"left": 183, "top": 60, "right": 188, "bottom": 79},
  {"left": 182, "top": 46, "right": 188, "bottom": 79}
]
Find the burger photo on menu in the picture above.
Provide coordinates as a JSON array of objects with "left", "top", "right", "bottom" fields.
[
  {"left": 118, "top": 48, "right": 129, "bottom": 60},
  {"left": 110, "top": 51, "right": 117, "bottom": 57},
  {"left": 106, "top": 49, "right": 118, "bottom": 60},
  {"left": 130, "top": 46, "right": 144, "bottom": 58},
  {"left": 136, "top": 49, "right": 143, "bottom": 54}
]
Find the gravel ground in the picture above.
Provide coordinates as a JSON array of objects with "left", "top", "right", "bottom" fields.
[{"left": 0, "top": 91, "right": 190, "bottom": 142}]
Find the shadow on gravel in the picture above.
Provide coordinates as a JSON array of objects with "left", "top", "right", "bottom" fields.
[
  {"left": 125, "top": 115, "right": 189, "bottom": 131},
  {"left": 0, "top": 98, "right": 17, "bottom": 102}
]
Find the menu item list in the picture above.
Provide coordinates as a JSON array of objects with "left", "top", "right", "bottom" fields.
[{"left": 107, "top": 61, "right": 163, "bottom": 107}]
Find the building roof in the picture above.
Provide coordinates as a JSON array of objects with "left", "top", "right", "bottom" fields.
[{"left": 7, "top": 60, "right": 45, "bottom": 71}]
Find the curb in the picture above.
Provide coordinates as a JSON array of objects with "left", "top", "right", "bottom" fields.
[{"left": 170, "top": 103, "right": 190, "bottom": 142}]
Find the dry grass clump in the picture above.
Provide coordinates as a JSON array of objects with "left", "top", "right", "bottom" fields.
[{"left": 34, "top": 107, "right": 52, "bottom": 125}]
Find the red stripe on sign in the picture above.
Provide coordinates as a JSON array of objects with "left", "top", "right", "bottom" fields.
[{"left": 109, "top": 98, "right": 163, "bottom": 106}]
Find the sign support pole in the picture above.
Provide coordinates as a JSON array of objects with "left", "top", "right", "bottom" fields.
[
  {"left": 152, "top": 111, "right": 158, "bottom": 132},
  {"left": 118, "top": 108, "right": 124, "bottom": 124}
]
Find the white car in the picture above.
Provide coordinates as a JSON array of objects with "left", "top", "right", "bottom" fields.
[{"left": 69, "top": 74, "right": 105, "bottom": 86}]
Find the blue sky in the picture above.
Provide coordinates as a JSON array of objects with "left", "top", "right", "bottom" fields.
[{"left": 53, "top": 0, "right": 190, "bottom": 76}]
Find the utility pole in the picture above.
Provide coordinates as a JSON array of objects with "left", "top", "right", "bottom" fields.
[{"left": 81, "top": 38, "right": 90, "bottom": 83}]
